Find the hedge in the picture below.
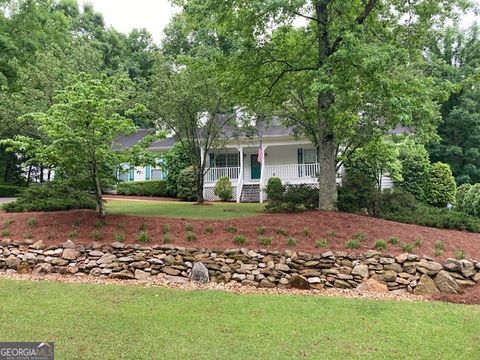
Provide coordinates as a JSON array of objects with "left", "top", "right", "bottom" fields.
[
  {"left": 116, "top": 180, "right": 168, "bottom": 197},
  {"left": 0, "top": 185, "right": 24, "bottom": 197}
]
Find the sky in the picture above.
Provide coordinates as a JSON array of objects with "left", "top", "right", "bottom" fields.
[{"left": 79, "top": 0, "right": 480, "bottom": 44}]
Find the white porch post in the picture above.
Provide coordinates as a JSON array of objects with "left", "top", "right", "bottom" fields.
[
  {"left": 237, "top": 146, "right": 244, "bottom": 203},
  {"left": 259, "top": 145, "right": 268, "bottom": 203}
]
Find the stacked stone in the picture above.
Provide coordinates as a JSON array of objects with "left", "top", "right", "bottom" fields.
[{"left": 0, "top": 238, "right": 479, "bottom": 295}]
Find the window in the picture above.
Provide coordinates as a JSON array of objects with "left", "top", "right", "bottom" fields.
[
  {"left": 297, "top": 148, "right": 317, "bottom": 177},
  {"left": 303, "top": 149, "right": 316, "bottom": 164},
  {"left": 209, "top": 153, "right": 239, "bottom": 167},
  {"left": 128, "top": 168, "right": 135, "bottom": 181},
  {"left": 145, "top": 166, "right": 151, "bottom": 180}
]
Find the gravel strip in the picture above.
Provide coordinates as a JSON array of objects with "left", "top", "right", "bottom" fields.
[{"left": 0, "top": 273, "right": 425, "bottom": 302}]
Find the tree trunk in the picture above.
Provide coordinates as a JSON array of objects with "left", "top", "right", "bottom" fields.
[
  {"left": 318, "top": 135, "right": 337, "bottom": 211},
  {"left": 196, "top": 165, "right": 205, "bottom": 204},
  {"left": 92, "top": 161, "right": 105, "bottom": 216}
]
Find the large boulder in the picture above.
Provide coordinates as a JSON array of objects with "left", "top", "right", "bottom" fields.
[
  {"left": 351, "top": 264, "right": 369, "bottom": 278},
  {"left": 414, "top": 274, "right": 440, "bottom": 295},
  {"left": 434, "top": 271, "right": 460, "bottom": 294},
  {"left": 416, "top": 260, "right": 443, "bottom": 276},
  {"left": 289, "top": 274, "right": 310, "bottom": 289},
  {"left": 190, "top": 262, "right": 210, "bottom": 283},
  {"left": 357, "top": 278, "right": 389, "bottom": 293}
]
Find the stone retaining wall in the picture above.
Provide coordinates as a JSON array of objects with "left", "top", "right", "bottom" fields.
[{"left": 1, "top": 239, "right": 479, "bottom": 295}]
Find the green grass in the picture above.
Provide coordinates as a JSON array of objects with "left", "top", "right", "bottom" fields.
[
  {"left": 106, "top": 199, "right": 264, "bottom": 219},
  {"left": 0, "top": 279, "right": 478, "bottom": 359}
]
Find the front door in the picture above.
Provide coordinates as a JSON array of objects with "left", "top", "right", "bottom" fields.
[{"left": 251, "top": 154, "right": 261, "bottom": 180}]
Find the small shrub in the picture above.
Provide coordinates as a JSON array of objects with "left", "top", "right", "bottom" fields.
[
  {"left": 186, "top": 231, "right": 197, "bottom": 242},
  {"left": 266, "top": 183, "right": 318, "bottom": 213},
  {"left": 352, "top": 232, "right": 367, "bottom": 242},
  {"left": 259, "top": 237, "right": 272, "bottom": 247},
  {"left": 225, "top": 224, "right": 237, "bottom": 234},
  {"left": 434, "top": 248, "right": 444, "bottom": 257},
  {"left": 137, "top": 230, "right": 150, "bottom": 243},
  {"left": 265, "top": 177, "right": 284, "bottom": 201},
  {"left": 374, "top": 240, "right": 387, "bottom": 251},
  {"left": 434, "top": 240, "right": 445, "bottom": 251},
  {"left": 95, "top": 219, "right": 106, "bottom": 229},
  {"left": 302, "top": 228, "right": 311, "bottom": 237},
  {"left": 256, "top": 226, "right": 267, "bottom": 235},
  {"left": 26, "top": 217, "right": 38, "bottom": 227},
  {"left": 2, "top": 219, "right": 12, "bottom": 228},
  {"left": 345, "top": 239, "right": 360, "bottom": 249},
  {"left": 114, "top": 233, "right": 125, "bottom": 242},
  {"left": 286, "top": 237, "right": 297, "bottom": 247},
  {"left": 139, "top": 223, "right": 148, "bottom": 231},
  {"left": 426, "top": 162, "right": 457, "bottom": 208},
  {"left": 401, "top": 243, "right": 413, "bottom": 253},
  {"left": 204, "top": 225, "right": 214, "bottom": 234},
  {"left": 177, "top": 166, "right": 198, "bottom": 201},
  {"left": 233, "top": 235, "right": 246, "bottom": 246},
  {"left": 117, "top": 180, "right": 168, "bottom": 197},
  {"left": 414, "top": 239, "right": 423, "bottom": 248},
  {"left": 163, "top": 234, "right": 172, "bottom": 244},
  {"left": 91, "top": 230, "right": 103, "bottom": 241},
  {"left": 161, "top": 224, "right": 170, "bottom": 234},
  {"left": 389, "top": 237, "right": 400, "bottom": 245},
  {"left": 454, "top": 249, "right": 467, "bottom": 260},
  {"left": 185, "top": 223, "right": 193, "bottom": 232},
  {"left": 69, "top": 229, "right": 78, "bottom": 240},
  {"left": 1, "top": 229, "right": 11, "bottom": 237},
  {"left": 276, "top": 227, "right": 288, "bottom": 237},
  {"left": 0, "top": 184, "right": 24, "bottom": 197},
  {"left": 315, "top": 238, "right": 328, "bottom": 249},
  {"left": 214, "top": 176, "right": 234, "bottom": 202}
]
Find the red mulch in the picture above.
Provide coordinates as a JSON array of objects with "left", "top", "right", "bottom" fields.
[
  {"left": 1, "top": 209, "right": 479, "bottom": 259},
  {"left": 431, "top": 286, "right": 480, "bottom": 305}
]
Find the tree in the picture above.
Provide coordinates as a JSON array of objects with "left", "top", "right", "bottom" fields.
[
  {"left": 174, "top": 0, "right": 467, "bottom": 210},
  {"left": 2, "top": 74, "right": 150, "bottom": 216},
  {"left": 149, "top": 58, "right": 239, "bottom": 203}
]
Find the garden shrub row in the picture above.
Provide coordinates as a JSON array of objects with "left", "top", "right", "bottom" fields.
[
  {"left": 116, "top": 180, "right": 168, "bottom": 197},
  {"left": 0, "top": 184, "right": 25, "bottom": 197},
  {"left": 265, "top": 177, "right": 318, "bottom": 213},
  {"left": 3, "top": 182, "right": 96, "bottom": 212}
]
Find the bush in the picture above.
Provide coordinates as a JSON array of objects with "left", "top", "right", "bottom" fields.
[
  {"left": 315, "top": 239, "right": 328, "bottom": 248},
  {"left": 374, "top": 240, "right": 387, "bottom": 251},
  {"left": 176, "top": 166, "right": 198, "bottom": 201},
  {"left": 337, "top": 172, "right": 377, "bottom": 214},
  {"left": 116, "top": 180, "right": 168, "bottom": 197},
  {"left": 462, "top": 183, "right": 480, "bottom": 216},
  {"left": 375, "top": 188, "right": 418, "bottom": 217},
  {"left": 456, "top": 183, "right": 472, "bottom": 212},
  {"left": 233, "top": 235, "right": 246, "bottom": 246},
  {"left": 397, "top": 142, "right": 430, "bottom": 201},
  {"left": 163, "top": 143, "right": 194, "bottom": 197},
  {"left": 0, "top": 184, "right": 24, "bottom": 197},
  {"left": 213, "top": 176, "right": 233, "bottom": 202},
  {"left": 426, "top": 162, "right": 456, "bottom": 208},
  {"left": 265, "top": 177, "right": 284, "bottom": 201},
  {"left": 3, "top": 182, "right": 96, "bottom": 213},
  {"left": 266, "top": 184, "right": 318, "bottom": 213}
]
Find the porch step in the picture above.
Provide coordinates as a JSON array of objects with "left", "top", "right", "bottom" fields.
[{"left": 240, "top": 184, "right": 260, "bottom": 203}]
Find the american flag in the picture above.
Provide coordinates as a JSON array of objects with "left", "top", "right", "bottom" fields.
[{"left": 257, "top": 145, "right": 264, "bottom": 164}]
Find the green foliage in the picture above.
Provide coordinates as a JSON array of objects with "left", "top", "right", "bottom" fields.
[
  {"left": 137, "top": 230, "right": 150, "bottom": 243},
  {"left": 434, "top": 241, "right": 445, "bottom": 252},
  {"left": 456, "top": 183, "right": 472, "bottom": 212},
  {"left": 233, "top": 235, "right": 246, "bottom": 246},
  {"left": 0, "top": 185, "right": 24, "bottom": 197},
  {"left": 114, "top": 233, "right": 125, "bottom": 242},
  {"left": 397, "top": 142, "right": 430, "bottom": 201},
  {"left": 1, "top": 229, "right": 11, "bottom": 238},
  {"left": 414, "top": 239, "right": 423, "bottom": 248},
  {"left": 23, "top": 230, "right": 33, "bottom": 240},
  {"left": 2, "top": 182, "right": 96, "bottom": 213},
  {"left": 374, "top": 240, "right": 387, "bottom": 251},
  {"left": 454, "top": 249, "right": 466, "bottom": 260},
  {"left": 116, "top": 180, "right": 168, "bottom": 197},
  {"left": 266, "top": 184, "right": 318, "bottom": 213},
  {"left": 203, "top": 225, "right": 214, "bottom": 234},
  {"left": 461, "top": 183, "right": 480, "bottom": 216},
  {"left": 163, "top": 234, "right": 172, "bottom": 244},
  {"left": 434, "top": 248, "right": 444, "bottom": 257},
  {"left": 2, "top": 219, "right": 12, "bottom": 228},
  {"left": 389, "top": 237, "right": 400, "bottom": 245},
  {"left": 302, "top": 228, "right": 311, "bottom": 237},
  {"left": 276, "top": 228, "right": 288, "bottom": 237},
  {"left": 258, "top": 237, "right": 272, "bottom": 247},
  {"left": 345, "top": 239, "right": 360, "bottom": 250},
  {"left": 184, "top": 223, "right": 193, "bottom": 232},
  {"left": 26, "top": 217, "right": 38, "bottom": 227},
  {"left": 225, "top": 224, "right": 237, "bottom": 234},
  {"left": 161, "top": 224, "right": 170, "bottom": 234},
  {"left": 69, "top": 229, "right": 78, "bottom": 240},
  {"left": 375, "top": 189, "right": 419, "bottom": 217},
  {"left": 91, "top": 230, "right": 103, "bottom": 241},
  {"left": 256, "top": 226, "right": 266, "bottom": 236},
  {"left": 163, "top": 143, "right": 194, "bottom": 197},
  {"left": 286, "top": 237, "right": 297, "bottom": 247},
  {"left": 352, "top": 232, "right": 367, "bottom": 242},
  {"left": 315, "top": 239, "right": 328, "bottom": 249},
  {"left": 213, "top": 176, "right": 233, "bottom": 202},
  {"left": 426, "top": 162, "right": 457, "bottom": 207},
  {"left": 401, "top": 243, "right": 413, "bottom": 253},
  {"left": 176, "top": 166, "right": 198, "bottom": 201},
  {"left": 95, "top": 219, "right": 106, "bottom": 229},
  {"left": 265, "top": 177, "right": 284, "bottom": 201},
  {"left": 185, "top": 231, "right": 197, "bottom": 242}
]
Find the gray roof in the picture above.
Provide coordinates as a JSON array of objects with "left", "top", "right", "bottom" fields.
[{"left": 115, "top": 129, "right": 152, "bottom": 151}]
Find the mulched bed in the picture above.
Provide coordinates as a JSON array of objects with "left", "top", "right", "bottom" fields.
[{"left": 1, "top": 209, "right": 479, "bottom": 260}]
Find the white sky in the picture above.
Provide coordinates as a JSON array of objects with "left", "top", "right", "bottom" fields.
[{"left": 79, "top": 0, "right": 479, "bottom": 44}]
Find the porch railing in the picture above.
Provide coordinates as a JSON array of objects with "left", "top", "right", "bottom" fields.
[
  {"left": 263, "top": 163, "right": 319, "bottom": 182},
  {"left": 204, "top": 167, "right": 240, "bottom": 183}
]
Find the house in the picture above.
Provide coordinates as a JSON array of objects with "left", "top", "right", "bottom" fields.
[{"left": 115, "top": 119, "right": 395, "bottom": 202}]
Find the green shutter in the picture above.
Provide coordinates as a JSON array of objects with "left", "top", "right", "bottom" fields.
[
  {"left": 297, "top": 148, "right": 303, "bottom": 164},
  {"left": 129, "top": 169, "right": 135, "bottom": 181},
  {"left": 145, "top": 166, "right": 151, "bottom": 180}
]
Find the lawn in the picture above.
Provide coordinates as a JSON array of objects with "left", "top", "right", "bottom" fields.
[
  {"left": 106, "top": 199, "right": 265, "bottom": 219},
  {"left": 0, "top": 279, "right": 479, "bottom": 359}
]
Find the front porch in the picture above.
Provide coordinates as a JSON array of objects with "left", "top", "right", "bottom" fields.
[{"left": 202, "top": 144, "right": 322, "bottom": 203}]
